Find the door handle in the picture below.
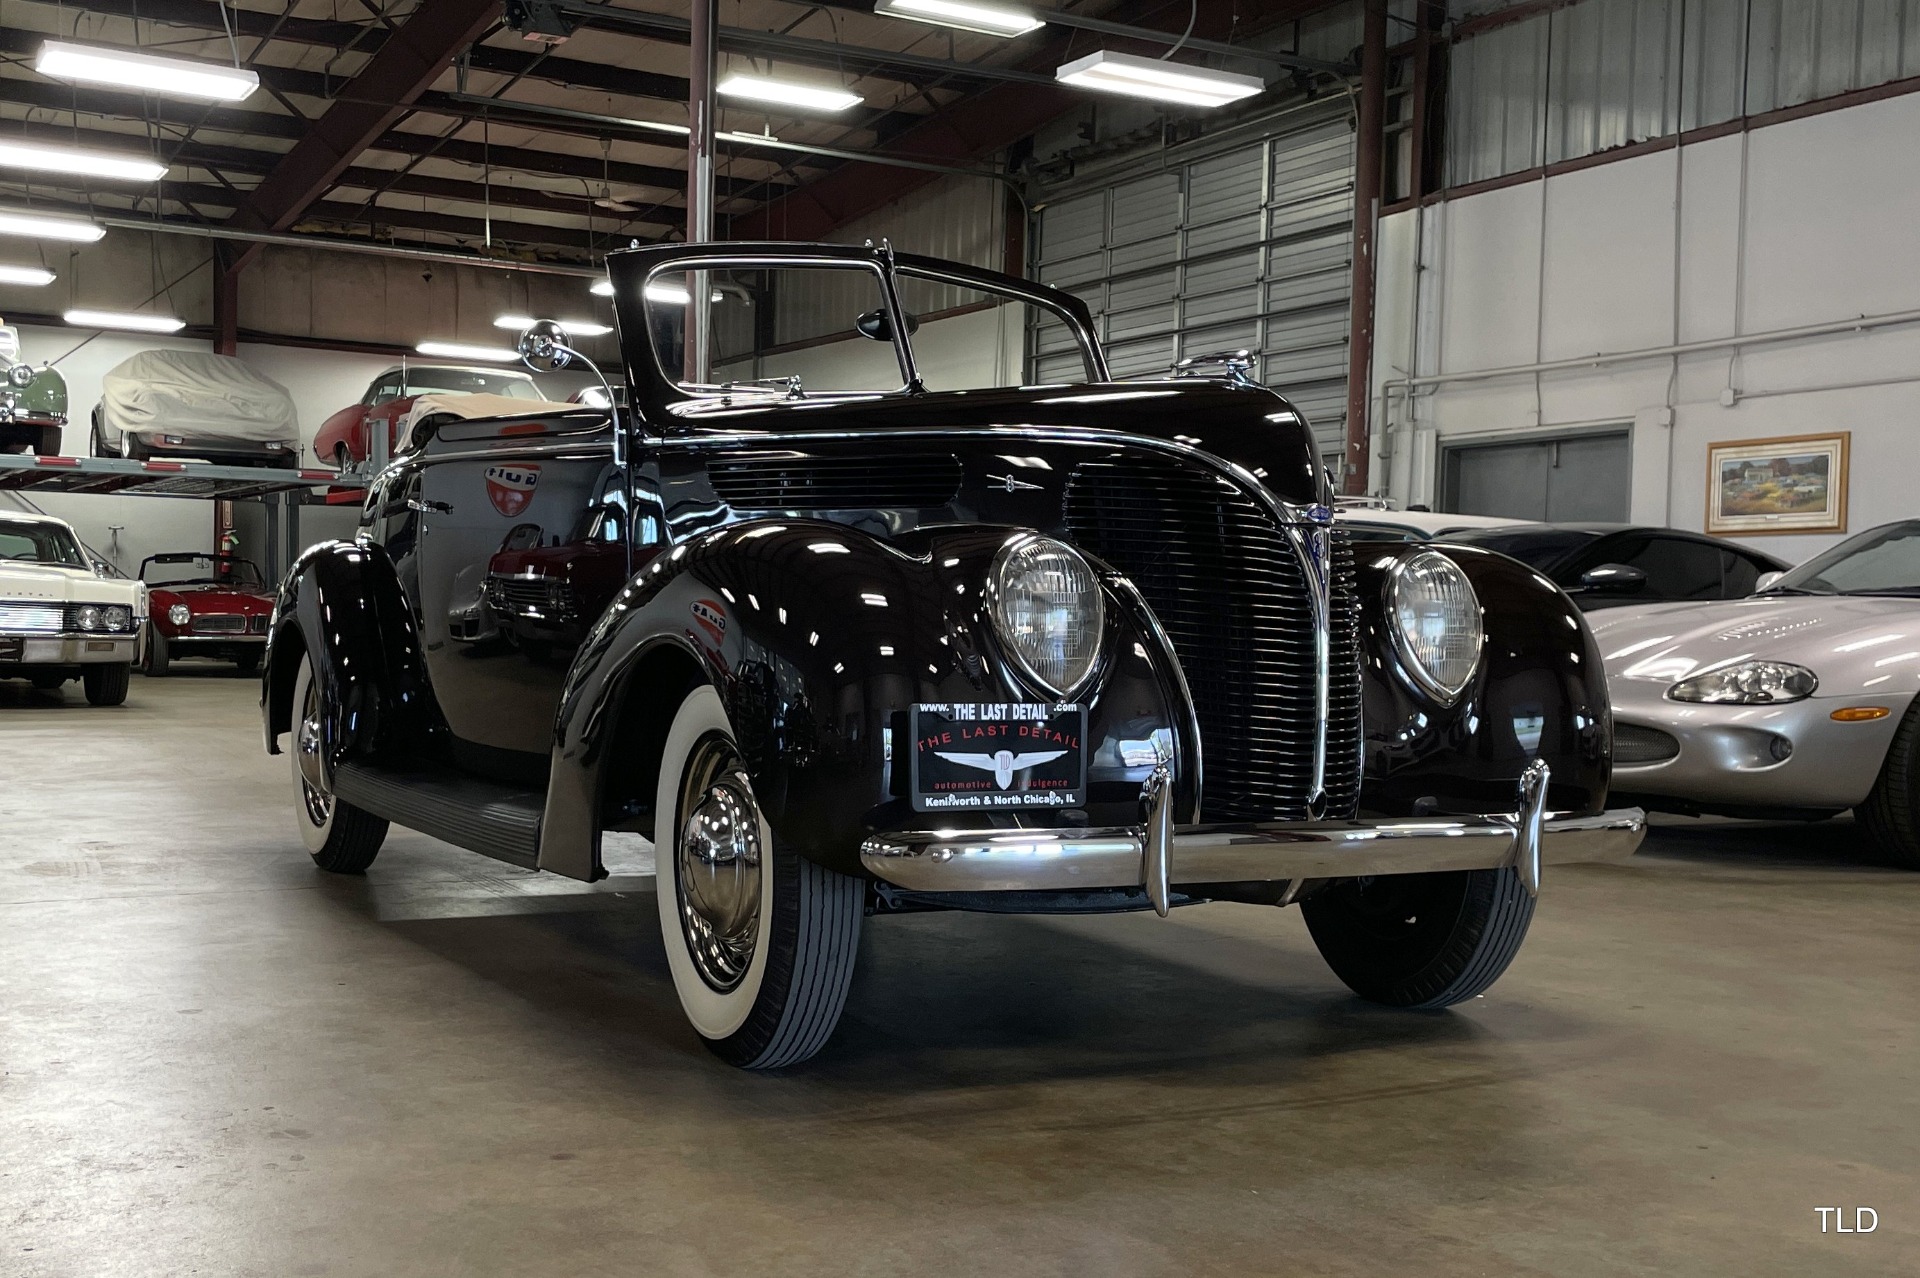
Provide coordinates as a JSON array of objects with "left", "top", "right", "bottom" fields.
[{"left": 408, "top": 497, "right": 453, "bottom": 514}]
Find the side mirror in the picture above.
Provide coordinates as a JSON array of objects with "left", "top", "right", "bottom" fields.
[
  {"left": 1754, "top": 570, "right": 1785, "bottom": 592},
  {"left": 1578, "top": 563, "right": 1648, "bottom": 593},
  {"left": 855, "top": 307, "right": 919, "bottom": 342},
  {"left": 517, "top": 320, "right": 575, "bottom": 373}
]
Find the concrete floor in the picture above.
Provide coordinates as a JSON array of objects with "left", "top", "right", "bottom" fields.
[{"left": 3, "top": 671, "right": 1916, "bottom": 1277}]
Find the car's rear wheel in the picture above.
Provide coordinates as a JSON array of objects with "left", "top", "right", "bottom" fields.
[
  {"left": 1301, "top": 866, "right": 1536, "bottom": 1008},
  {"left": 142, "top": 631, "right": 171, "bottom": 676},
  {"left": 1859, "top": 701, "right": 1920, "bottom": 869},
  {"left": 82, "top": 662, "right": 131, "bottom": 706},
  {"left": 654, "top": 685, "right": 862, "bottom": 1068},
  {"left": 290, "top": 654, "right": 387, "bottom": 873}
]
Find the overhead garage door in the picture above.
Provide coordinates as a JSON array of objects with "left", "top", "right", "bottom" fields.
[
  {"left": 1031, "top": 100, "right": 1357, "bottom": 460},
  {"left": 1442, "top": 432, "right": 1632, "bottom": 522}
]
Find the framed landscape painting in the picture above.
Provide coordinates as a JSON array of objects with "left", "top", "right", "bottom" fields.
[{"left": 1706, "top": 432, "right": 1849, "bottom": 536}]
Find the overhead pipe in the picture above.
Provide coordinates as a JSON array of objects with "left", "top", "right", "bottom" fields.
[
  {"left": 88, "top": 212, "right": 605, "bottom": 279},
  {"left": 1382, "top": 306, "right": 1920, "bottom": 394},
  {"left": 441, "top": 92, "right": 1014, "bottom": 184}
]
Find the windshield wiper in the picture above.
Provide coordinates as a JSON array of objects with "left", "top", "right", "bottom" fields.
[{"left": 720, "top": 375, "right": 805, "bottom": 400}]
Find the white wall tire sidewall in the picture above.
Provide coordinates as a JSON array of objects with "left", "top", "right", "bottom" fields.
[
  {"left": 655, "top": 685, "right": 773, "bottom": 1041},
  {"left": 290, "top": 656, "right": 336, "bottom": 854}
]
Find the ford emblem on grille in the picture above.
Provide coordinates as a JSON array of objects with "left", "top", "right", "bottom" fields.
[{"left": 1305, "top": 503, "right": 1333, "bottom": 524}]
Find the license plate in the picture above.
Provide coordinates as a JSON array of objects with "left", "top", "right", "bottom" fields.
[
  {"left": 909, "top": 702, "right": 1087, "bottom": 813},
  {"left": 0, "top": 637, "right": 21, "bottom": 662}
]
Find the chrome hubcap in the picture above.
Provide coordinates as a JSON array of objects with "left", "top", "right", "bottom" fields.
[
  {"left": 296, "top": 678, "right": 333, "bottom": 828},
  {"left": 675, "top": 738, "right": 763, "bottom": 993}
]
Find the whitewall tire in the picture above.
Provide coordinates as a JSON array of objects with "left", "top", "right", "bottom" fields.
[
  {"left": 290, "top": 654, "right": 388, "bottom": 873},
  {"left": 654, "top": 685, "right": 863, "bottom": 1068}
]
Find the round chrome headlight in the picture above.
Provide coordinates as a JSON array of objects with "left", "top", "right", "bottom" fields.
[
  {"left": 986, "top": 535, "right": 1105, "bottom": 697},
  {"left": 168, "top": 602, "right": 192, "bottom": 626},
  {"left": 1668, "top": 660, "right": 1816, "bottom": 704},
  {"left": 103, "top": 605, "right": 131, "bottom": 631},
  {"left": 6, "top": 363, "right": 34, "bottom": 388},
  {"left": 74, "top": 605, "right": 102, "bottom": 631},
  {"left": 1387, "top": 551, "right": 1483, "bottom": 703}
]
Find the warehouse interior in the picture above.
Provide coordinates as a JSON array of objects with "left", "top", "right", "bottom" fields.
[{"left": 3, "top": 1, "right": 1917, "bottom": 1272}]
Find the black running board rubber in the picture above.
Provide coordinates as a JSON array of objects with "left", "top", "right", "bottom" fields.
[{"left": 333, "top": 761, "right": 543, "bottom": 869}]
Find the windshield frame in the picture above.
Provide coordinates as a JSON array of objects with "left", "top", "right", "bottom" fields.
[
  {"left": 1763, "top": 520, "right": 1920, "bottom": 596},
  {"left": 0, "top": 518, "right": 86, "bottom": 567},
  {"left": 607, "top": 241, "right": 1107, "bottom": 417},
  {"left": 139, "top": 553, "right": 267, "bottom": 590}
]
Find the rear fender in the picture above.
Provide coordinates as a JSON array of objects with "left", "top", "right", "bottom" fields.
[{"left": 261, "top": 540, "right": 445, "bottom": 769}]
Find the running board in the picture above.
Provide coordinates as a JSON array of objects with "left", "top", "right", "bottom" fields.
[{"left": 333, "top": 761, "right": 543, "bottom": 869}]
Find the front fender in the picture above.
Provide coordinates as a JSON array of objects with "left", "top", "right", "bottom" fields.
[
  {"left": 261, "top": 539, "right": 445, "bottom": 767},
  {"left": 540, "top": 520, "right": 1189, "bottom": 880},
  {"left": 1355, "top": 542, "right": 1612, "bottom": 817}
]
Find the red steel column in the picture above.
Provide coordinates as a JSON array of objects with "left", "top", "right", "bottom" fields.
[{"left": 1342, "top": 0, "right": 1388, "bottom": 496}]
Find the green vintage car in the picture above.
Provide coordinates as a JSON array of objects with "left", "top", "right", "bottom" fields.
[{"left": 0, "top": 323, "right": 68, "bottom": 456}]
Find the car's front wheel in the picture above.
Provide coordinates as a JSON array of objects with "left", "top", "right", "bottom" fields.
[
  {"left": 290, "top": 654, "right": 387, "bottom": 873},
  {"left": 1301, "top": 866, "right": 1536, "bottom": 1008},
  {"left": 654, "top": 685, "right": 862, "bottom": 1068},
  {"left": 142, "top": 631, "right": 171, "bottom": 676},
  {"left": 82, "top": 662, "right": 131, "bottom": 706},
  {"left": 1859, "top": 701, "right": 1920, "bottom": 869}
]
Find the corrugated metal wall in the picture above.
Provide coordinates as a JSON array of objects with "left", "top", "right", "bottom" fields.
[
  {"left": 1448, "top": 0, "right": 1920, "bottom": 186},
  {"left": 1031, "top": 98, "right": 1357, "bottom": 459},
  {"left": 770, "top": 175, "right": 1003, "bottom": 347}
]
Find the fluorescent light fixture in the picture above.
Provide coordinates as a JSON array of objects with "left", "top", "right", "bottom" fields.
[
  {"left": 717, "top": 75, "right": 863, "bottom": 113},
  {"left": 591, "top": 278, "right": 614, "bottom": 297},
  {"left": 65, "top": 309, "right": 185, "bottom": 333},
  {"left": 875, "top": 0, "right": 1042, "bottom": 37},
  {"left": 35, "top": 40, "right": 260, "bottom": 103},
  {"left": 0, "top": 209, "right": 103, "bottom": 242},
  {"left": 493, "top": 314, "right": 613, "bottom": 337},
  {"left": 0, "top": 139, "right": 166, "bottom": 182},
  {"left": 645, "top": 282, "right": 690, "bottom": 305},
  {"left": 0, "top": 264, "right": 56, "bottom": 286},
  {"left": 1055, "top": 50, "right": 1264, "bottom": 108},
  {"left": 416, "top": 340, "right": 518, "bottom": 363}
]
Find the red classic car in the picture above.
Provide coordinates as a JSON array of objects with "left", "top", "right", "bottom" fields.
[
  {"left": 139, "top": 552, "right": 273, "bottom": 675},
  {"left": 313, "top": 365, "right": 544, "bottom": 469}
]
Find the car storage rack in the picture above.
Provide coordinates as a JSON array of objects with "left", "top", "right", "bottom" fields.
[{"left": 0, "top": 453, "right": 362, "bottom": 500}]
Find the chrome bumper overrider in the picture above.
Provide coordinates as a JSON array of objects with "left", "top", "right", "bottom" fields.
[{"left": 860, "top": 760, "right": 1646, "bottom": 916}]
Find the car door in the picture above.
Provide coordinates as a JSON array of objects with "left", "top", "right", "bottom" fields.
[{"left": 409, "top": 413, "right": 624, "bottom": 780}]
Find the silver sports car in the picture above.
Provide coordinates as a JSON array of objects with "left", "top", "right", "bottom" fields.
[{"left": 1589, "top": 519, "right": 1920, "bottom": 867}]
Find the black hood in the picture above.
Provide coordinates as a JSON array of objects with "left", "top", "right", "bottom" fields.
[{"left": 660, "top": 380, "right": 1329, "bottom": 507}]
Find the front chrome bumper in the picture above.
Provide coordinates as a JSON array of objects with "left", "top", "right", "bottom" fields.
[
  {"left": 0, "top": 632, "right": 137, "bottom": 663},
  {"left": 861, "top": 761, "right": 1646, "bottom": 915}
]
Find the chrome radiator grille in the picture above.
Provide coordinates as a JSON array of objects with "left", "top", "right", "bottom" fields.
[
  {"left": 1064, "top": 459, "right": 1364, "bottom": 822},
  {"left": 486, "top": 576, "right": 569, "bottom": 620},
  {"left": 191, "top": 614, "right": 246, "bottom": 634},
  {"left": 0, "top": 601, "right": 65, "bottom": 633}
]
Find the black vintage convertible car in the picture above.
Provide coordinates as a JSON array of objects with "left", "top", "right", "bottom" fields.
[{"left": 261, "top": 242, "right": 1644, "bottom": 1069}]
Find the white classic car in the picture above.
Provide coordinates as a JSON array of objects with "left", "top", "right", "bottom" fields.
[
  {"left": 1592, "top": 519, "right": 1920, "bottom": 867},
  {"left": 0, "top": 511, "right": 144, "bottom": 704}
]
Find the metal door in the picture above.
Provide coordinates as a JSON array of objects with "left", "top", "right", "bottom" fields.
[{"left": 1442, "top": 432, "right": 1630, "bottom": 521}]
